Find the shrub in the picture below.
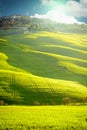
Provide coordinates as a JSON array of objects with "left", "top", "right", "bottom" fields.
[
  {"left": 83, "top": 97, "right": 87, "bottom": 104},
  {"left": 0, "top": 100, "right": 5, "bottom": 105},
  {"left": 62, "top": 97, "right": 71, "bottom": 105},
  {"left": 51, "top": 101, "right": 56, "bottom": 105},
  {"left": 34, "top": 101, "right": 40, "bottom": 106},
  {"left": 72, "top": 100, "right": 77, "bottom": 105}
]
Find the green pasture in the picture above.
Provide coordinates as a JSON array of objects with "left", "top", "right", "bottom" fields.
[
  {"left": 0, "top": 106, "right": 87, "bottom": 130},
  {"left": 0, "top": 31, "right": 87, "bottom": 105},
  {"left": 0, "top": 69, "right": 87, "bottom": 105}
]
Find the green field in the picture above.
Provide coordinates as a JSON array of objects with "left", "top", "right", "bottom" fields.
[
  {"left": 0, "top": 106, "right": 87, "bottom": 130},
  {"left": 0, "top": 31, "right": 87, "bottom": 105},
  {"left": 0, "top": 30, "right": 87, "bottom": 129}
]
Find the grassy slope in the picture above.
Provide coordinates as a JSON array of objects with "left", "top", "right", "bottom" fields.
[
  {"left": 0, "top": 31, "right": 87, "bottom": 105},
  {"left": 0, "top": 106, "right": 87, "bottom": 130}
]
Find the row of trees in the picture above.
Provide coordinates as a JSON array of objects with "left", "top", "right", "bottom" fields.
[
  {"left": 0, "top": 15, "right": 87, "bottom": 33},
  {"left": 0, "top": 96, "right": 87, "bottom": 106},
  {"left": 0, "top": 15, "right": 31, "bottom": 30},
  {"left": 34, "top": 97, "right": 87, "bottom": 106},
  {"left": 62, "top": 97, "right": 87, "bottom": 105},
  {"left": 28, "top": 24, "right": 87, "bottom": 34}
]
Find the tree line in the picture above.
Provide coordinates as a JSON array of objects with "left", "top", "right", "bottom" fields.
[{"left": 0, "top": 15, "right": 87, "bottom": 33}]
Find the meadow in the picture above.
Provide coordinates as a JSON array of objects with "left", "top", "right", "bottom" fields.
[
  {"left": 0, "top": 106, "right": 87, "bottom": 130},
  {"left": 0, "top": 30, "right": 87, "bottom": 129},
  {"left": 0, "top": 31, "right": 87, "bottom": 105}
]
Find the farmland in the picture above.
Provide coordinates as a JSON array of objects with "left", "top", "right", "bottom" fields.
[
  {"left": 0, "top": 29, "right": 87, "bottom": 129},
  {"left": 0, "top": 31, "right": 87, "bottom": 105},
  {"left": 0, "top": 106, "right": 87, "bottom": 130}
]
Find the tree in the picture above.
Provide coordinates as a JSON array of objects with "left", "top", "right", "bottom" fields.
[
  {"left": 34, "top": 101, "right": 40, "bottom": 106},
  {"left": 63, "top": 97, "right": 71, "bottom": 105},
  {"left": 0, "top": 100, "right": 5, "bottom": 105},
  {"left": 83, "top": 97, "right": 87, "bottom": 104}
]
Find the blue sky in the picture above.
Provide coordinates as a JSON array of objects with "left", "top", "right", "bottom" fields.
[
  {"left": 0, "top": 0, "right": 80, "bottom": 16},
  {"left": 0, "top": 0, "right": 87, "bottom": 24}
]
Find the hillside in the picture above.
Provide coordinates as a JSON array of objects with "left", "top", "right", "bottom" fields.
[
  {"left": 0, "top": 31, "right": 87, "bottom": 105},
  {"left": 0, "top": 16, "right": 87, "bottom": 33}
]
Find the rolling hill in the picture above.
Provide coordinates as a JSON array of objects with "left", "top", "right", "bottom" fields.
[{"left": 0, "top": 30, "right": 87, "bottom": 105}]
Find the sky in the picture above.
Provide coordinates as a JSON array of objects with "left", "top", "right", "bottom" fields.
[{"left": 0, "top": 0, "right": 87, "bottom": 24}]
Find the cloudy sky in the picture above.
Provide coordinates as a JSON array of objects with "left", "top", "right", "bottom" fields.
[{"left": 0, "top": 0, "right": 87, "bottom": 24}]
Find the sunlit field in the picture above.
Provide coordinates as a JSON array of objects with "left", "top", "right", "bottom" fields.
[
  {"left": 0, "top": 31, "right": 87, "bottom": 105},
  {"left": 0, "top": 106, "right": 87, "bottom": 130},
  {"left": 0, "top": 30, "right": 87, "bottom": 129}
]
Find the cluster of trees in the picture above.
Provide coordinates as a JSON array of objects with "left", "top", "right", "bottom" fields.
[
  {"left": 0, "top": 15, "right": 87, "bottom": 33},
  {"left": 34, "top": 96, "right": 87, "bottom": 106},
  {"left": 0, "top": 96, "right": 87, "bottom": 106},
  {"left": 0, "top": 17, "right": 14, "bottom": 30},
  {"left": 0, "top": 15, "right": 31, "bottom": 30},
  {"left": 26, "top": 17, "right": 87, "bottom": 33},
  {"left": 62, "top": 96, "right": 87, "bottom": 105}
]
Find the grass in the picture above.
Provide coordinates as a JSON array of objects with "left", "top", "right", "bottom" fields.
[
  {"left": 0, "top": 106, "right": 87, "bottom": 130},
  {"left": 0, "top": 31, "right": 87, "bottom": 105},
  {"left": 0, "top": 69, "right": 87, "bottom": 105},
  {"left": 59, "top": 61, "right": 87, "bottom": 75},
  {"left": 0, "top": 30, "right": 87, "bottom": 130},
  {"left": 25, "top": 31, "right": 87, "bottom": 47}
]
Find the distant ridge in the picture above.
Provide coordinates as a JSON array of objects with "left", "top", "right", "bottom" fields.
[{"left": 0, "top": 15, "right": 87, "bottom": 33}]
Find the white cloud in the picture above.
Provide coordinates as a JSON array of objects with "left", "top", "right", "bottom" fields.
[
  {"left": 80, "top": 0, "right": 87, "bottom": 5},
  {"left": 41, "top": 0, "right": 87, "bottom": 17},
  {"left": 31, "top": 9, "right": 83, "bottom": 24},
  {"left": 31, "top": 13, "right": 47, "bottom": 19},
  {"left": 41, "top": 0, "right": 57, "bottom": 6},
  {"left": 65, "top": 0, "right": 87, "bottom": 17},
  {"left": 31, "top": 0, "right": 86, "bottom": 24}
]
